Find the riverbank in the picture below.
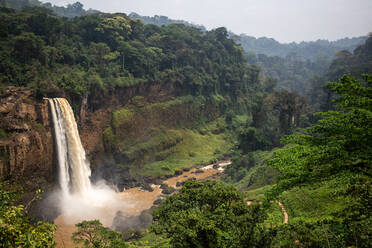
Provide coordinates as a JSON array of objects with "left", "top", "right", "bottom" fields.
[{"left": 54, "top": 160, "right": 231, "bottom": 248}]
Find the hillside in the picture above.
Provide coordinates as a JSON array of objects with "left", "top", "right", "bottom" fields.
[
  {"left": 226, "top": 36, "right": 372, "bottom": 247},
  {"left": 0, "top": 5, "right": 267, "bottom": 190},
  {"left": 239, "top": 34, "right": 366, "bottom": 61},
  {"left": 0, "top": 2, "right": 371, "bottom": 248}
]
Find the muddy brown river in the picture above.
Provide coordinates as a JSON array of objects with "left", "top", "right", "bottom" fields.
[{"left": 54, "top": 161, "right": 231, "bottom": 248}]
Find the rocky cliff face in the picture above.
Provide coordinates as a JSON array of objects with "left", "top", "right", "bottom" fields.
[
  {"left": 0, "top": 81, "right": 179, "bottom": 191},
  {"left": 0, "top": 81, "right": 224, "bottom": 193},
  {"left": 78, "top": 81, "right": 181, "bottom": 172},
  {"left": 0, "top": 86, "right": 55, "bottom": 192}
]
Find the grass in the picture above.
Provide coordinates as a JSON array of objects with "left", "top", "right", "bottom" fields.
[
  {"left": 143, "top": 96, "right": 193, "bottom": 112},
  {"left": 242, "top": 169, "right": 351, "bottom": 227},
  {"left": 112, "top": 108, "right": 134, "bottom": 131},
  {"left": 105, "top": 96, "right": 232, "bottom": 178},
  {"left": 244, "top": 185, "right": 274, "bottom": 202},
  {"left": 121, "top": 128, "right": 184, "bottom": 161},
  {"left": 279, "top": 181, "right": 349, "bottom": 224},
  {"left": 138, "top": 127, "right": 231, "bottom": 177}
]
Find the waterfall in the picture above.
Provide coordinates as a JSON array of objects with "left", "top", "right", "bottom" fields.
[{"left": 48, "top": 98, "right": 91, "bottom": 196}]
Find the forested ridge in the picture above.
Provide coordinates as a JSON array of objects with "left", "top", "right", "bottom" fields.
[
  {"left": 0, "top": 4, "right": 259, "bottom": 107},
  {"left": 225, "top": 36, "right": 372, "bottom": 247},
  {"left": 239, "top": 34, "right": 366, "bottom": 61},
  {"left": 0, "top": 2, "right": 371, "bottom": 248}
]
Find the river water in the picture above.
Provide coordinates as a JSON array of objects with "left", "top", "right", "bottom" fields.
[
  {"left": 48, "top": 96, "right": 231, "bottom": 247},
  {"left": 54, "top": 161, "right": 231, "bottom": 248}
]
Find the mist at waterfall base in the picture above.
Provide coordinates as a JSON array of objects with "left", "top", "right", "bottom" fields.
[{"left": 48, "top": 98, "right": 132, "bottom": 226}]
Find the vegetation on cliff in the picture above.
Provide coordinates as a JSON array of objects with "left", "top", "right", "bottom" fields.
[
  {"left": 103, "top": 96, "right": 233, "bottom": 177},
  {"left": 0, "top": 3, "right": 268, "bottom": 181},
  {"left": 0, "top": 2, "right": 371, "bottom": 248},
  {"left": 145, "top": 74, "right": 371, "bottom": 248}
]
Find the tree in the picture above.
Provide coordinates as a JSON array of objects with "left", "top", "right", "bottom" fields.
[
  {"left": 12, "top": 32, "right": 44, "bottom": 63},
  {"left": 89, "top": 42, "right": 110, "bottom": 74},
  {"left": 72, "top": 220, "right": 128, "bottom": 248},
  {"left": 268, "top": 75, "right": 372, "bottom": 195},
  {"left": 0, "top": 183, "right": 56, "bottom": 248},
  {"left": 267, "top": 74, "right": 372, "bottom": 247},
  {"left": 151, "top": 180, "right": 267, "bottom": 248},
  {"left": 266, "top": 91, "right": 307, "bottom": 134}
]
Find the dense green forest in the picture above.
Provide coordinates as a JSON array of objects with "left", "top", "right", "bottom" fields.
[
  {"left": 0, "top": 3, "right": 271, "bottom": 188},
  {"left": 246, "top": 52, "right": 330, "bottom": 94},
  {"left": 0, "top": 4, "right": 258, "bottom": 104},
  {"left": 0, "top": 2, "right": 371, "bottom": 248},
  {"left": 224, "top": 36, "right": 372, "bottom": 247}
]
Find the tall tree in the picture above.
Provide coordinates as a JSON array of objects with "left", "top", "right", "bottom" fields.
[{"left": 152, "top": 180, "right": 268, "bottom": 248}]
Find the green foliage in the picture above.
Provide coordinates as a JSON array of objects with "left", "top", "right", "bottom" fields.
[
  {"left": 102, "top": 127, "right": 116, "bottom": 150},
  {"left": 103, "top": 95, "right": 233, "bottom": 177},
  {"left": 269, "top": 221, "right": 348, "bottom": 248},
  {"left": 306, "top": 35, "right": 372, "bottom": 112},
  {"left": 0, "top": 183, "right": 56, "bottom": 248},
  {"left": 0, "top": 6, "right": 259, "bottom": 105},
  {"left": 279, "top": 182, "right": 348, "bottom": 223},
  {"left": 228, "top": 150, "right": 280, "bottom": 190},
  {"left": 264, "top": 202, "right": 283, "bottom": 227},
  {"left": 246, "top": 52, "right": 330, "bottom": 94},
  {"left": 268, "top": 75, "right": 372, "bottom": 197},
  {"left": 128, "top": 231, "right": 170, "bottom": 248},
  {"left": 112, "top": 108, "right": 134, "bottom": 131},
  {"left": 240, "top": 34, "right": 365, "bottom": 61},
  {"left": 141, "top": 127, "right": 231, "bottom": 177},
  {"left": 151, "top": 180, "right": 267, "bottom": 248},
  {"left": 72, "top": 220, "right": 128, "bottom": 248},
  {"left": 265, "top": 74, "right": 372, "bottom": 247}
]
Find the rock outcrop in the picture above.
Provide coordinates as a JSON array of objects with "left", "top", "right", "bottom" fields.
[
  {"left": 0, "top": 86, "right": 55, "bottom": 192},
  {"left": 0, "top": 81, "right": 225, "bottom": 193}
]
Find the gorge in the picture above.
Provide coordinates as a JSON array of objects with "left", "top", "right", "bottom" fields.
[
  {"left": 46, "top": 97, "right": 230, "bottom": 247},
  {"left": 0, "top": 2, "right": 371, "bottom": 247}
]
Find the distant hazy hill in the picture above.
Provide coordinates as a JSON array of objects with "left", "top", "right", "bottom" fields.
[
  {"left": 127, "top": 13, "right": 366, "bottom": 61},
  {"left": 129, "top": 12, "right": 207, "bottom": 32},
  {"left": 239, "top": 34, "right": 367, "bottom": 61}
]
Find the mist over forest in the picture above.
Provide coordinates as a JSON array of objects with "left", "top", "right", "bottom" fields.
[{"left": 0, "top": 1, "right": 371, "bottom": 248}]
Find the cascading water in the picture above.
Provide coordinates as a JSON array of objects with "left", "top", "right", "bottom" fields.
[
  {"left": 48, "top": 98, "right": 91, "bottom": 196},
  {"left": 48, "top": 98, "right": 128, "bottom": 227}
]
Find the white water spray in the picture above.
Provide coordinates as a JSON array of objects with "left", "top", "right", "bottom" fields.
[{"left": 48, "top": 98, "right": 129, "bottom": 225}]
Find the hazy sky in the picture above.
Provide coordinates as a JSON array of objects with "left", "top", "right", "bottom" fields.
[{"left": 43, "top": 0, "right": 372, "bottom": 43}]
